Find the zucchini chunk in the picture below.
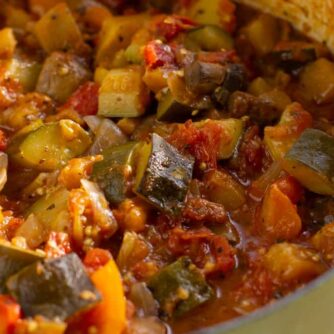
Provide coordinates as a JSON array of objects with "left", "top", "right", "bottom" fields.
[
  {"left": 185, "top": 25, "right": 234, "bottom": 52},
  {"left": 283, "top": 129, "right": 334, "bottom": 195},
  {"left": 12, "top": 121, "right": 91, "bottom": 171},
  {"left": 157, "top": 90, "right": 194, "bottom": 122},
  {"left": 134, "top": 134, "right": 194, "bottom": 214},
  {"left": 195, "top": 118, "right": 244, "bottom": 159},
  {"left": 34, "top": 3, "right": 85, "bottom": 53},
  {"left": 98, "top": 66, "right": 149, "bottom": 117},
  {"left": 6, "top": 253, "right": 101, "bottom": 321},
  {"left": 92, "top": 142, "right": 139, "bottom": 205},
  {"left": 148, "top": 257, "right": 214, "bottom": 317},
  {"left": 36, "top": 52, "right": 91, "bottom": 103},
  {"left": 0, "top": 241, "right": 44, "bottom": 293}
]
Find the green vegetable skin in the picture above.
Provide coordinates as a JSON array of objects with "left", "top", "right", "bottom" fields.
[
  {"left": 0, "top": 241, "right": 44, "bottom": 293},
  {"left": 92, "top": 142, "right": 139, "bottom": 205},
  {"left": 283, "top": 129, "right": 334, "bottom": 195},
  {"left": 11, "top": 120, "right": 91, "bottom": 171},
  {"left": 6, "top": 253, "right": 101, "bottom": 321},
  {"left": 135, "top": 134, "right": 194, "bottom": 214},
  {"left": 185, "top": 25, "right": 234, "bottom": 51},
  {"left": 148, "top": 257, "right": 214, "bottom": 317},
  {"left": 24, "top": 187, "right": 70, "bottom": 232},
  {"left": 195, "top": 118, "right": 244, "bottom": 159},
  {"left": 157, "top": 90, "right": 194, "bottom": 122}
]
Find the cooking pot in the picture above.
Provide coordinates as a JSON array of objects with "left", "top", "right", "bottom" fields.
[{"left": 193, "top": 268, "right": 334, "bottom": 333}]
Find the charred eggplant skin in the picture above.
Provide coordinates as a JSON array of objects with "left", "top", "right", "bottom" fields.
[
  {"left": 148, "top": 257, "right": 214, "bottom": 317},
  {"left": 6, "top": 253, "right": 101, "bottom": 321},
  {"left": 135, "top": 134, "right": 194, "bottom": 214},
  {"left": 0, "top": 241, "right": 44, "bottom": 293}
]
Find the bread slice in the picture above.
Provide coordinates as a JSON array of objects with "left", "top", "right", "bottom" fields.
[{"left": 236, "top": 0, "right": 334, "bottom": 52}]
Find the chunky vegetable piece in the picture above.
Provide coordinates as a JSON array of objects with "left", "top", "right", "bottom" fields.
[
  {"left": 283, "top": 129, "right": 334, "bottom": 195},
  {"left": 0, "top": 1, "right": 334, "bottom": 333},
  {"left": 96, "top": 14, "right": 149, "bottom": 67},
  {"left": 98, "top": 66, "right": 149, "bottom": 117},
  {"left": 36, "top": 52, "right": 91, "bottom": 103},
  {"left": 148, "top": 257, "right": 214, "bottom": 317},
  {"left": 34, "top": 3, "right": 85, "bottom": 54},
  {"left": 0, "top": 241, "right": 44, "bottom": 293},
  {"left": 185, "top": 25, "right": 234, "bottom": 51},
  {"left": 92, "top": 142, "right": 138, "bottom": 205},
  {"left": 135, "top": 134, "right": 194, "bottom": 214},
  {"left": 6, "top": 253, "right": 101, "bottom": 320},
  {"left": 12, "top": 121, "right": 91, "bottom": 171}
]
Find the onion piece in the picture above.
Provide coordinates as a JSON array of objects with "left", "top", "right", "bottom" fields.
[
  {"left": 0, "top": 152, "right": 8, "bottom": 192},
  {"left": 130, "top": 283, "right": 159, "bottom": 317},
  {"left": 83, "top": 115, "right": 103, "bottom": 134},
  {"left": 84, "top": 116, "right": 127, "bottom": 155},
  {"left": 249, "top": 161, "right": 282, "bottom": 200},
  {"left": 127, "top": 317, "right": 168, "bottom": 334},
  {"left": 81, "top": 179, "right": 118, "bottom": 237}
]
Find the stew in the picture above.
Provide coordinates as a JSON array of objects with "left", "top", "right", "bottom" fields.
[{"left": 0, "top": 1, "right": 333, "bottom": 333}]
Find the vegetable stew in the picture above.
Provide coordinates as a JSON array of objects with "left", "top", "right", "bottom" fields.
[{"left": 0, "top": 0, "right": 333, "bottom": 333}]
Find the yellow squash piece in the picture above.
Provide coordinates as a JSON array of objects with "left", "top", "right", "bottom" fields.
[
  {"left": 98, "top": 66, "right": 149, "bottom": 117},
  {"left": 0, "top": 28, "right": 16, "bottom": 58},
  {"left": 34, "top": 3, "right": 85, "bottom": 53},
  {"left": 96, "top": 14, "right": 149, "bottom": 67}
]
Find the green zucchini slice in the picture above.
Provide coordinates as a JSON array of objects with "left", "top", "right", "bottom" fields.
[
  {"left": 283, "top": 129, "right": 334, "bottom": 195},
  {"left": 185, "top": 25, "right": 234, "bottom": 52},
  {"left": 0, "top": 241, "right": 44, "bottom": 293},
  {"left": 92, "top": 142, "right": 139, "bottom": 205},
  {"left": 134, "top": 133, "right": 194, "bottom": 214},
  {"left": 157, "top": 90, "right": 194, "bottom": 122},
  {"left": 148, "top": 257, "right": 214, "bottom": 317},
  {"left": 6, "top": 253, "right": 101, "bottom": 321}
]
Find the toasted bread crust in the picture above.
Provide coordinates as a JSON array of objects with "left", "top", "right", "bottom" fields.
[{"left": 236, "top": 0, "right": 334, "bottom": 52}]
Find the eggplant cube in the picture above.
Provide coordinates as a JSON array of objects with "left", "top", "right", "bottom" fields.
[
  {"left": 6, "top": 253, "right": 101, "bottom": 321},
  {"left": 135, "top": 134, "right": 194, "bottom": 214}
]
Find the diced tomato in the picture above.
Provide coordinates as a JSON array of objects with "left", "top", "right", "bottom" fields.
[
  {"left": 168, "top": 120, "right": 223, "bottom": 171},
  {"left": 197, "top": 50, "right": 238, "bottom": 64},
  {"left": 44, "top": 232, "right": 72, "bottom": 258},
  {"left": 168, "top": 226, "right": 235, "bottom": 275},
  {"left": 144, "top": 40, "right": 175, "bottom": 69},
  {"left": 182, "top": 197, "right": 227, "bottom": 224},
  {"left": 62, "top": 82, "right": 99, "bottom": 116},
  {"left": 0, "top": 79, "right": 21, "bottom": 111},
  {"left": 275, "top": 176, "right": 304, "bottom": 204},
  {"left": 232, "top": 264, "right": 274, "bottom": 312},
  {"left": 84, "top": 248, "right": 112, "bottom": 273},
  {"left": 0, "top": 295, "right": 21, "bottom": 334},
  {"left": 155, "top": 15, "right": 197, "bottom": 41}
]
